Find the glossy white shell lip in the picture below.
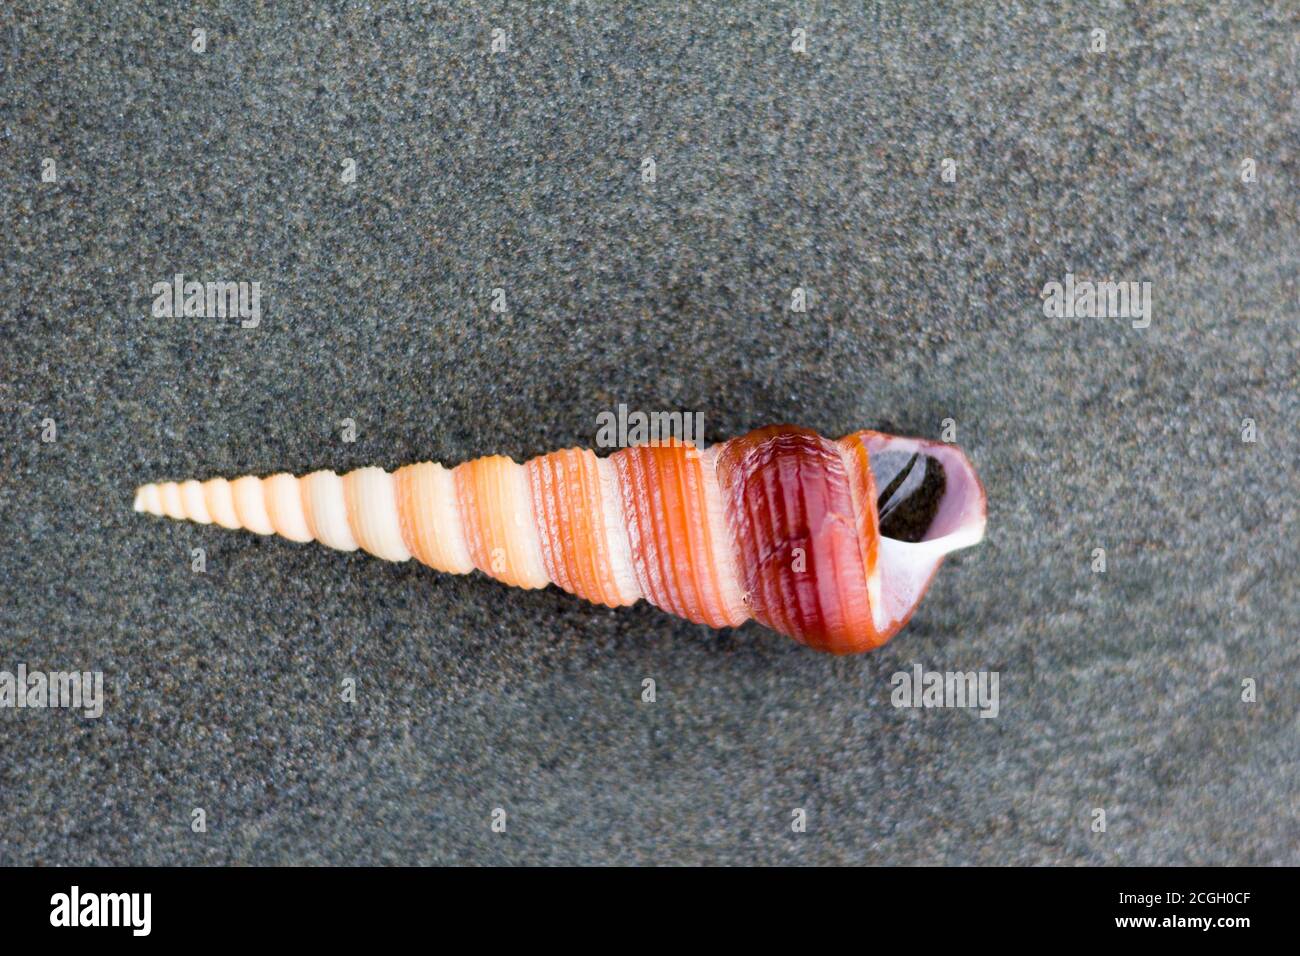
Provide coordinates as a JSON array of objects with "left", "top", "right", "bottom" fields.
[{"left": 859, "top": 433, "right": 988, "bottom": 632}]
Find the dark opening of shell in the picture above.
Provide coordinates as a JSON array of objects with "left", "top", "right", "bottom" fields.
[{"left": 872, "top": 450, "right": 947, "bottom": 543}]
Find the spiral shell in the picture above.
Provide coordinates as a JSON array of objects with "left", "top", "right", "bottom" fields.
[{"left": 133, "top": 426, "right": 986, "bottom": 654}]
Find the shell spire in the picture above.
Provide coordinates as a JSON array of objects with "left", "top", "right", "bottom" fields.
[{"left": 133, "top": 426, "right": 987, "bottom": 654}]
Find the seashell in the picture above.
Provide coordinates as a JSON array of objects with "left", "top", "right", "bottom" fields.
[{"left": 133, "top": 426, "right": 986, "bottom": 654}]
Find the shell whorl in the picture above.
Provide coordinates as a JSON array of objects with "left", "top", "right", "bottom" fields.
[{"left": 133, "top": 426, "right": 987, "bottom": 653}]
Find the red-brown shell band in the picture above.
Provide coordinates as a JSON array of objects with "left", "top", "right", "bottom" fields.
[
  {"left": 133, "top": 425, "right": 987, "bottom": 653},
  {"left": 714, "top": 426, "right": 882, "bottom": 653}
]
